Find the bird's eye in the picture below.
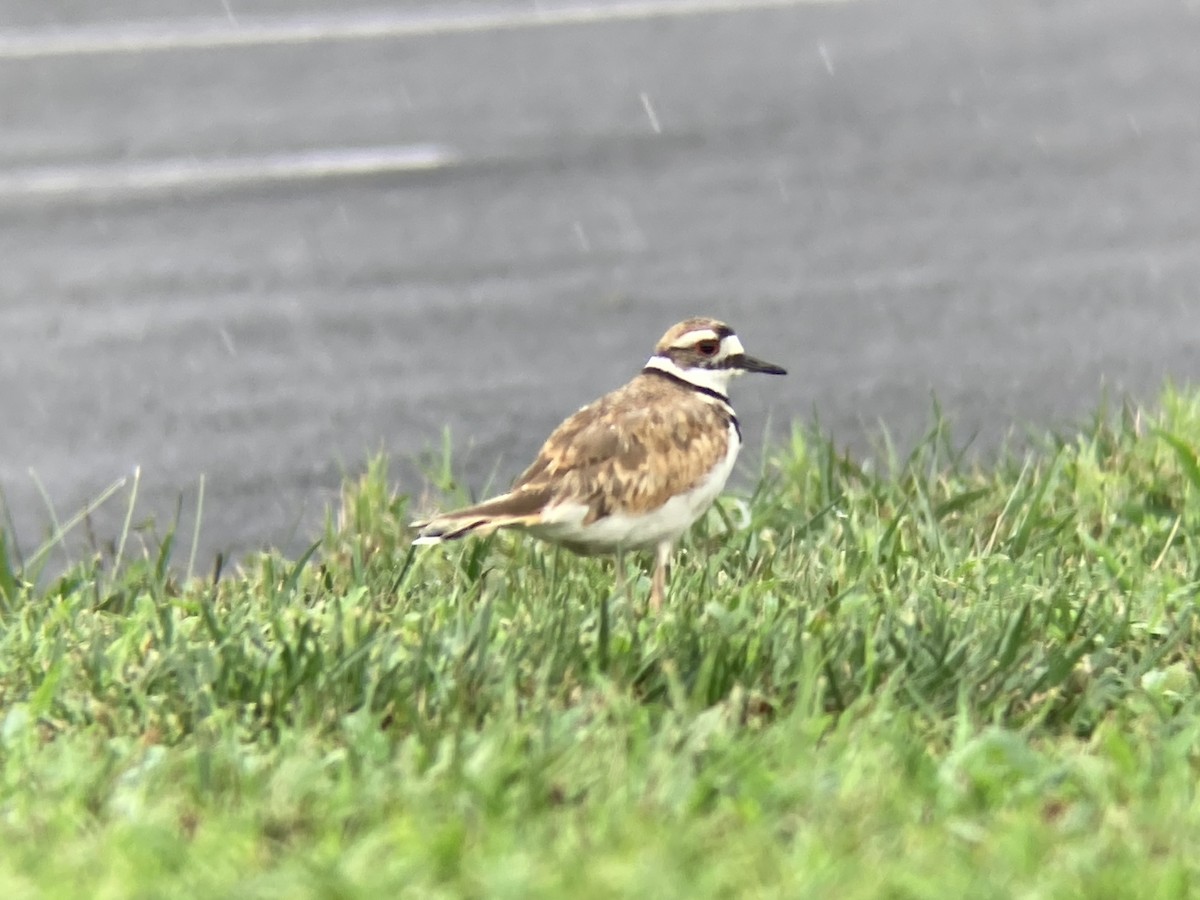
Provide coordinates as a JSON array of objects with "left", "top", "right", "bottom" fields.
[{"left": 696, "top": 340, "right": 720, "bottom": 357}]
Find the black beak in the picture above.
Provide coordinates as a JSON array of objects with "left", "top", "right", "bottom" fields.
[{"left": 734, "top": 354, "right": 787, "bottom": 375}]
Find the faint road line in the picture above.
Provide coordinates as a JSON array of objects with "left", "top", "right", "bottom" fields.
[
  {"left": 0, "top": 0, "right": 862, "bottom": 60},
  {"left": 0, "top": 144, "right": 458, "bottom": 203}
]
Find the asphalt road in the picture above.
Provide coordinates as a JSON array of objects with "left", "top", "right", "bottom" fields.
[{"left": 1, "top": 0, "right": 1198, "bottom": 568}]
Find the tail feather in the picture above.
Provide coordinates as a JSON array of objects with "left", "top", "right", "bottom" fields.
[
  {"left": 412, "top": 513, "right": 544, "bottom": 545},
  {"left": 411, "top": 486, "right": 552, "bottom": 545}
]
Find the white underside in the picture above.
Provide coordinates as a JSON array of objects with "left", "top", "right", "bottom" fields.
[{"left": 528, "top": 423, "right": 741, "bottom": 552}]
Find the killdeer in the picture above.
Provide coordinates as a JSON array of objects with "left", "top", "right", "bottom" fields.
[{"left": 412, "top": 317, "right": 786, "bottom": 610}]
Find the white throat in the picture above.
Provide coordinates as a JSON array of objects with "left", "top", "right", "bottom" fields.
[{"left": 644, "top": 355, "right": 736, "bottom": 397}]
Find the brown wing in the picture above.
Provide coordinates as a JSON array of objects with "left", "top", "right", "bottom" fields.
[{"left": 512, "top": 378, "right": 733, "bottom": 522}]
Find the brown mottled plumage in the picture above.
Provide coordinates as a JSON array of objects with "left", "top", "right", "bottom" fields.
[{"left": 412, "top": 317, "right": 786, "bottom": 610}]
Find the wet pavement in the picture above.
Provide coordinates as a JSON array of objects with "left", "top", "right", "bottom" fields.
[{"left": 1, "top": 0, "right": 1198, "bottom": 565}]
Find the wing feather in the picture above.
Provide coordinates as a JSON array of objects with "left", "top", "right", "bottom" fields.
[{"left": 512, "top": 380, "right": 733, "bottom": 520}]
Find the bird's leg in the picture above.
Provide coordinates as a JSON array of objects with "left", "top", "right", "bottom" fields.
[{"left": 650, "top": 540, "right": 673, "bottom": 613}]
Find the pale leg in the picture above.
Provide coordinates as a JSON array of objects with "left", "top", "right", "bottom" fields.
[{"left": 650, "top": 540, "right": 674, "bottom": 612}]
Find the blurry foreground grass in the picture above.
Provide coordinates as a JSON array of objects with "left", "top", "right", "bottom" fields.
[{"left": 4, "top": 389, "right": 1200, "bottom": 896}]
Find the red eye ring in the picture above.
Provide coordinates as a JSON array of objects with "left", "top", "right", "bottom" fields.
[{"left": 696, "top": 340, "right": 720, "bottom": 357}]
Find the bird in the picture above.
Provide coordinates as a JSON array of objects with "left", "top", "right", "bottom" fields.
[{"left": 411, "top": 317, "right": 787, "bottom": 611}]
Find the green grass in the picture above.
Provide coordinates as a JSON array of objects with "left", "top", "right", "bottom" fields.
[{"left": 4, "top": 387, "right": 1200, "bottom": 897}]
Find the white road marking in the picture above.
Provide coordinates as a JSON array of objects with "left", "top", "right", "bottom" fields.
[
  {"left": 0, "top": 0, "right": 862, "bottom": 60},
  {"left": 0, "top": 144, "right": 458, "bottom": 203}
]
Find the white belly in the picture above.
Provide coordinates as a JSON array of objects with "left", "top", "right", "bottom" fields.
[{"left": 530, "top": 424, "right": 741, "bottom": 552}]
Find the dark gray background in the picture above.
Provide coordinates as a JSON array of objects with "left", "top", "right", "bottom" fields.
[{"left": 1, "top": 0, "right": 1198, "bottom": 567}]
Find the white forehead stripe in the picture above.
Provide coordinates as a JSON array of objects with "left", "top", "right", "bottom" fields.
[
  {"left": 669, "top": 329, "right": 719, "bottom": 349},
  {"left": 721, "top": 335, "right": 745, "bottom": 356}
]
